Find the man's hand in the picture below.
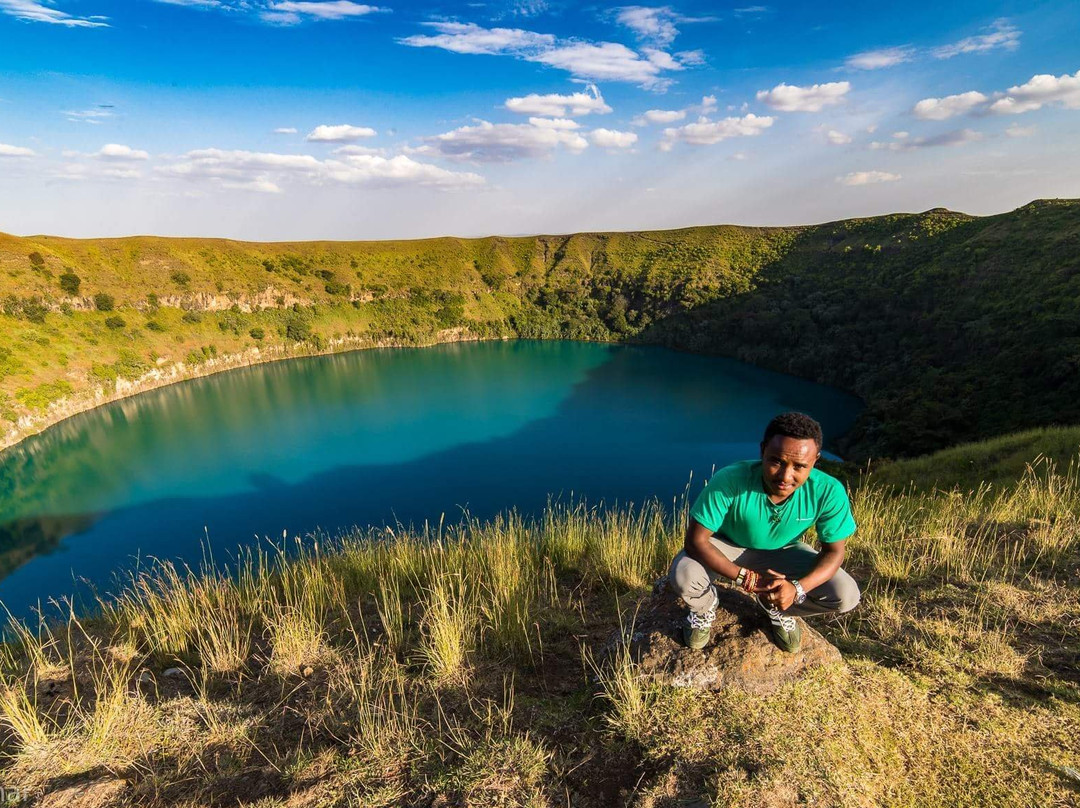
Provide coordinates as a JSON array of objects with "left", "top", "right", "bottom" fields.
[{"left": 756, "top": 568, "right": 796, "bottom": 611}]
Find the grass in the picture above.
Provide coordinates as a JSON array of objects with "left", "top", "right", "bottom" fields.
[{"left": 0, "top": 447, "right": 1077, "bottom": 805}]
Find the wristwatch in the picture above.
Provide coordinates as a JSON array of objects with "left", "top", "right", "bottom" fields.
[{"left": 790, "top": 579, "right": 807, "bottom": 605}]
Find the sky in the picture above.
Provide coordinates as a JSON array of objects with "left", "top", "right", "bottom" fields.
[{"left": 0, "top": 0, "right": 1078, "bottom": 240}]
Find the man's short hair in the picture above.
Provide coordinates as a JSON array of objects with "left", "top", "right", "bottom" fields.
[{"left": 763, "top": 412, "right": 823, "bottom": 448}]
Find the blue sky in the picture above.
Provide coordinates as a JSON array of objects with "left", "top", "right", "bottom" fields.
[{"left": 0, "top": 0, "right": 1078, "bottom": 239}]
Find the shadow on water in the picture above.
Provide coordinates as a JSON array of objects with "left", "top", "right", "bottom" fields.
[{"left": 0, "top": 342, "right": 862, "bottom": 620}]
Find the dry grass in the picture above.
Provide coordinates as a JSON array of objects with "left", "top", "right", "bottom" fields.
[{"left": 0, "top": 453, "right": 1077, "bottom": 806}]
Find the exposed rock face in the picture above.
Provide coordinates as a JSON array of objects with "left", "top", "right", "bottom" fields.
[{"left": 608, "top": 581, "right": 843, "bottom": 695}]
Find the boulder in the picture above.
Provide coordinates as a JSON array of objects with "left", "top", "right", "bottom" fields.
[{"left": 606, "top": 580, "right": 843, "bottom": 695}]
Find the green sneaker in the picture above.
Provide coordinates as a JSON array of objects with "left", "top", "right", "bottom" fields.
[
  {"left": 758, "top": 599, "right": 801, "bottom": 653},
  {"left": 682, "top": 607, "right": 716, "bottom": 650}
]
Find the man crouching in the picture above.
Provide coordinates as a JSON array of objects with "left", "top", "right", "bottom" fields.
[{"left": 669, "top": 412, "right": 861, "bottom": 652}]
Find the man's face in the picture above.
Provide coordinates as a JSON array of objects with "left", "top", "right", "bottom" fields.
[{"left": 759, "top": 435, "right": 820, "bottom": 497}]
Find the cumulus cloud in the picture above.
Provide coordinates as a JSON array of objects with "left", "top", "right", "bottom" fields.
[
  {"left": 422, "top": 119, "right": 588, "bottom": 163},
  {"left": 633, "top": 108, "right": 686, "bottom": 125},
  {"left": 306, "top": 124, "right": 377, "bottom": 142},
  {"left": 504, "top": 84, "right": 612, "bottom": 117},
  {"left": 932, "top": 19, "right": 1020, "bottom": 59},
  {"left": 158, "top": 147, "right": 483, "bottom": 192},
  {"left": 911, "top": 91, "right": 988, "bottom": 120},
  {"left": 400, "top": 21, "right": 554, "bottom": 55},
  {"left": 988, "top": 70, "right": 1080, "bottom": 114},
  {"left": 756, "top": 81, "right": 851, "bottom": 112},
  {"left": 0, "top": 143, "right": 36, "bottom": 157},
  {"left": 274, "top": 127, "right": 298, "bottom": 134},
  {"left": 870, "top": 128, "right": 983, "bottom": 151},
  {"left": 400, "top": 21, "right": 696, "bottom": 88},
  {"left": 588, "top": 128, "right": 638, "bottom": 149},
  {"left": 260, "top": 1, "right": 386, "bottom": 25},
  {"left": 845, "top": 46, "right": 915, "bottom": 70},
  {"left": 1004, "top": 123, "right": 1037, "bottom": 137},
  {"left": 528, "top": 117, "right": 580, "bottom": 130},
  {"left": 659, "top": 113, "right": 774, "bottom": 150},
  {"left": 95, "top": 143, "right": 150, "bottom": 161},
  {"left": 0, "top": 0, "right": 108, "bottom": 27},
  {"left": 837, "top": 170, "right": 901, "bottom": 186},
  {"left": 823, "top": 129, "right": 852, "bottom": 145}
]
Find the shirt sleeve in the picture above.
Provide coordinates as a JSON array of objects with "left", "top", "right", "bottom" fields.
[
  {"left": 689, "top": 467, "right": 739, "bottom": 533},
  {"left": 815, "top": 478, "right": 857, "bottom": 543}
]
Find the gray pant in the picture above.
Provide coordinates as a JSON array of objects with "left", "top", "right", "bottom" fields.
[{"left": 669, "top": 536, "right": 861, "bottom": 618}]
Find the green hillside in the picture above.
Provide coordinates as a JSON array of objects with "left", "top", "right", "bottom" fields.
[{"left": 3, "top": 198, "right": 1079, "bottom": 459}]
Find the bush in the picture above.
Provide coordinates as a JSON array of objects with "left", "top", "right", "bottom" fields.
[
  {"left": 146, "top": 320, "right": 165, "bottom": 332},
  {"left": 182, "top": 310, "right": 203, "bottom": 325},
  {"left": 28, "top": 251, "right": 44, "bottom": 267},
  {"left": 171, "top": 271, "right": 191, "bottom": 287},
  {"left": 94, "top": 293, "right": 115, "bottom": 312},
  {"left": 59, "top": 271, "right": 82, "bottom": 295},
  {"left": 249, "top": 327, "right": 265, "bottom": 340},
  {"left": 285, "top": 317, "right": 312, "bottom": 342},
  {"left": 105, "top": 316, "right": 126, "bottom": 330},
  {"left": 22, "top": 299, "right": 47, "bottom": 324}
]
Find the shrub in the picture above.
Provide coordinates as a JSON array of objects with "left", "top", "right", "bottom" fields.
[
  {"left": 146, "top": 320, "right": 165, "bottom": 332},
  {"left": 285, "top": 316, "right": 311, "bottom": 342},
  {"left": 105, "top": 316, "right": 126, "bottom": 330},
  {"left": 171, "top": 271, "right": 191, "bottom": 287},
  {"left": 94, "top": 293, "right": 115, "bottom": 312},
  {"left": 182, "top": 311, "right": 203, "bottom": 325},
  {"left": 28, "top": 252, "right": 44, "bottom": 267},
  {"left": 15, "top": 380, "right": 73, "bottom": 410},
  {"left": 59, "top": 271, "right": 82, "bottom": 295},
  {"left": 146, "top": 293, "right": 160, "bottom": 310},
  {"left": 249, "top": 327, "right": 265, "bottom": 340},
  {"left": 22, "top": 299, "right": 47, "bottom": 324}
]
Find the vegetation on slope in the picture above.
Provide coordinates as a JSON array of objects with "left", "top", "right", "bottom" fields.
[
  {"left": 3, "top": 198, "right": 1079, "bottom": 459},
  {"left": 0, "top": 440, "right": 1077, "bottom": 806}
]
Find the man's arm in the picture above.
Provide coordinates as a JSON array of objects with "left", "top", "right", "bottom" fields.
[
  {"left": 759, "top": 538, "right": 849, "bottom": 609},
  {"left": 684, "top": 518, "right": 743, "bottom": 582}
]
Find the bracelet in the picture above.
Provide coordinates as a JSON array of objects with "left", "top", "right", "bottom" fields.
[
  {"left": 791, "top": 579, "right": 807, "bottom": 605},
  {"left": 742, "top": 569, "right": 759, "bottom": 593},
  {"left": 734, "top": 567, "right": 747, "bottom": 588}
]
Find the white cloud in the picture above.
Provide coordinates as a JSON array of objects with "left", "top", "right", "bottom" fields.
[
  {"left": 588, "top": 128, "right": 638, "bottom": 149},
  {"left": 824, "top": 129, "right": 851, "bottom": 145},
  {"left": 260, "top": 1, "right": 385, "bottom": 25},
  {"left": 400, "top": 21, "right": 554, "bottom": 55},
  {"left": 0, "top": 143, "right": 36, "bottom": 157},
  {"left": 988, "top": 70, "right": 1080, "bottom": 114},
  {"left": 424, "top": 119, "right": 589, "bottom": 162},
  {"left": 332, "top": 144, "right": 386, "bottom": 156},
  {"left": 932, "top": 19, "right": 1020, "bottom": 59},
  {"left": 633, "top": 108, "right": 686, "bottom": 125},
  {"left": 756, "top": 81, "right": 851, "bottom": 112},
  {"left": 54, "top": 163, "right": 142, "bottom": 182},
  {"left": 870, "top": 128, "right": 983, "bottom": 151},
  {"left": 158, "top": 147, "right": 483, "bottom": 192},
  {"left": 0, "top": 0, "right": 108, "bottom": 27},
  {"left": 306, "top": 124, "right": 377, "bottom": 142},
  {"left": 911, "top": 91, "right": 988, "bottom": 120},
  {"left": 845, "top": 46, "right": 915, "bottom": 70},
  {"left": 96, "top": 143, "right": 150, "bottom": 161},
  {"left": 660, "top": 113, "right": 774, "bottom": 150},
  {"left": 532, "top": 41, "right": 679, "bottom": 88},
  {"left": 837, "top": 170, "right": 901, "bottom": 186},
  {"left": 616, "top": 6, "right": 679, "bottom": 46},
  {"left": 504, "top": 84, "right": 612, "bottom": 117},
  {"left": 400, "top": 21, "right": 695, "bottom": 88},
  {"left": 274, "top": 127, "right": 298, "bottom": 134},
  {"left": 528, "top": 117, "right": 580, "bottom": 130},
  {"left": 1004, "top": 123, "right": 1037, "bottom": 137},
  {"left": 64, "top": 107, "right": 115, "bottom": 123}
]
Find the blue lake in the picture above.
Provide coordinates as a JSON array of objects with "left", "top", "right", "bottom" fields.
[{"left": 0, "top": 340, "right": 862, "bottom": 618}]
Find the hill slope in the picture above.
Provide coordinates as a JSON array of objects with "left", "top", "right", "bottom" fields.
[{"left": 2, "top": 198, "right": 1079, "bottom": 459}]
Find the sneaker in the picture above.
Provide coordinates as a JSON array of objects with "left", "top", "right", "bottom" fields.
[
  {"left": 758, "top": 598, "right": 801, "bottom": 653},
  {"left": 682, "top": 607, "right": 716, "bottom": 650}
]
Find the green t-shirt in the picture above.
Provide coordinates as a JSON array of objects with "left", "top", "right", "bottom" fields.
[{"left": 689, "top": 460, "right": 857, "bottom": 550}]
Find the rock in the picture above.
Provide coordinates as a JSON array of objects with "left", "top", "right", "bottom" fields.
[
  {"left": 162, "top": 667, "right": 185, "bottom": 679},
  {"left": 604, "top": 580, "right": 843, "bottom": 696},
  {"left": 138, "top": 670, "right": 154, "bottom": 685}
]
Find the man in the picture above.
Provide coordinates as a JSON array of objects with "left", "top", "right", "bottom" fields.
[{"left": 668, "top": 412, "right": 861, "bottom": 652}]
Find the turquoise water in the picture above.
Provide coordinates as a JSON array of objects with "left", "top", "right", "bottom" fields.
[{"left": 0, "top": 340, "right": 862, "bottom": 618}]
